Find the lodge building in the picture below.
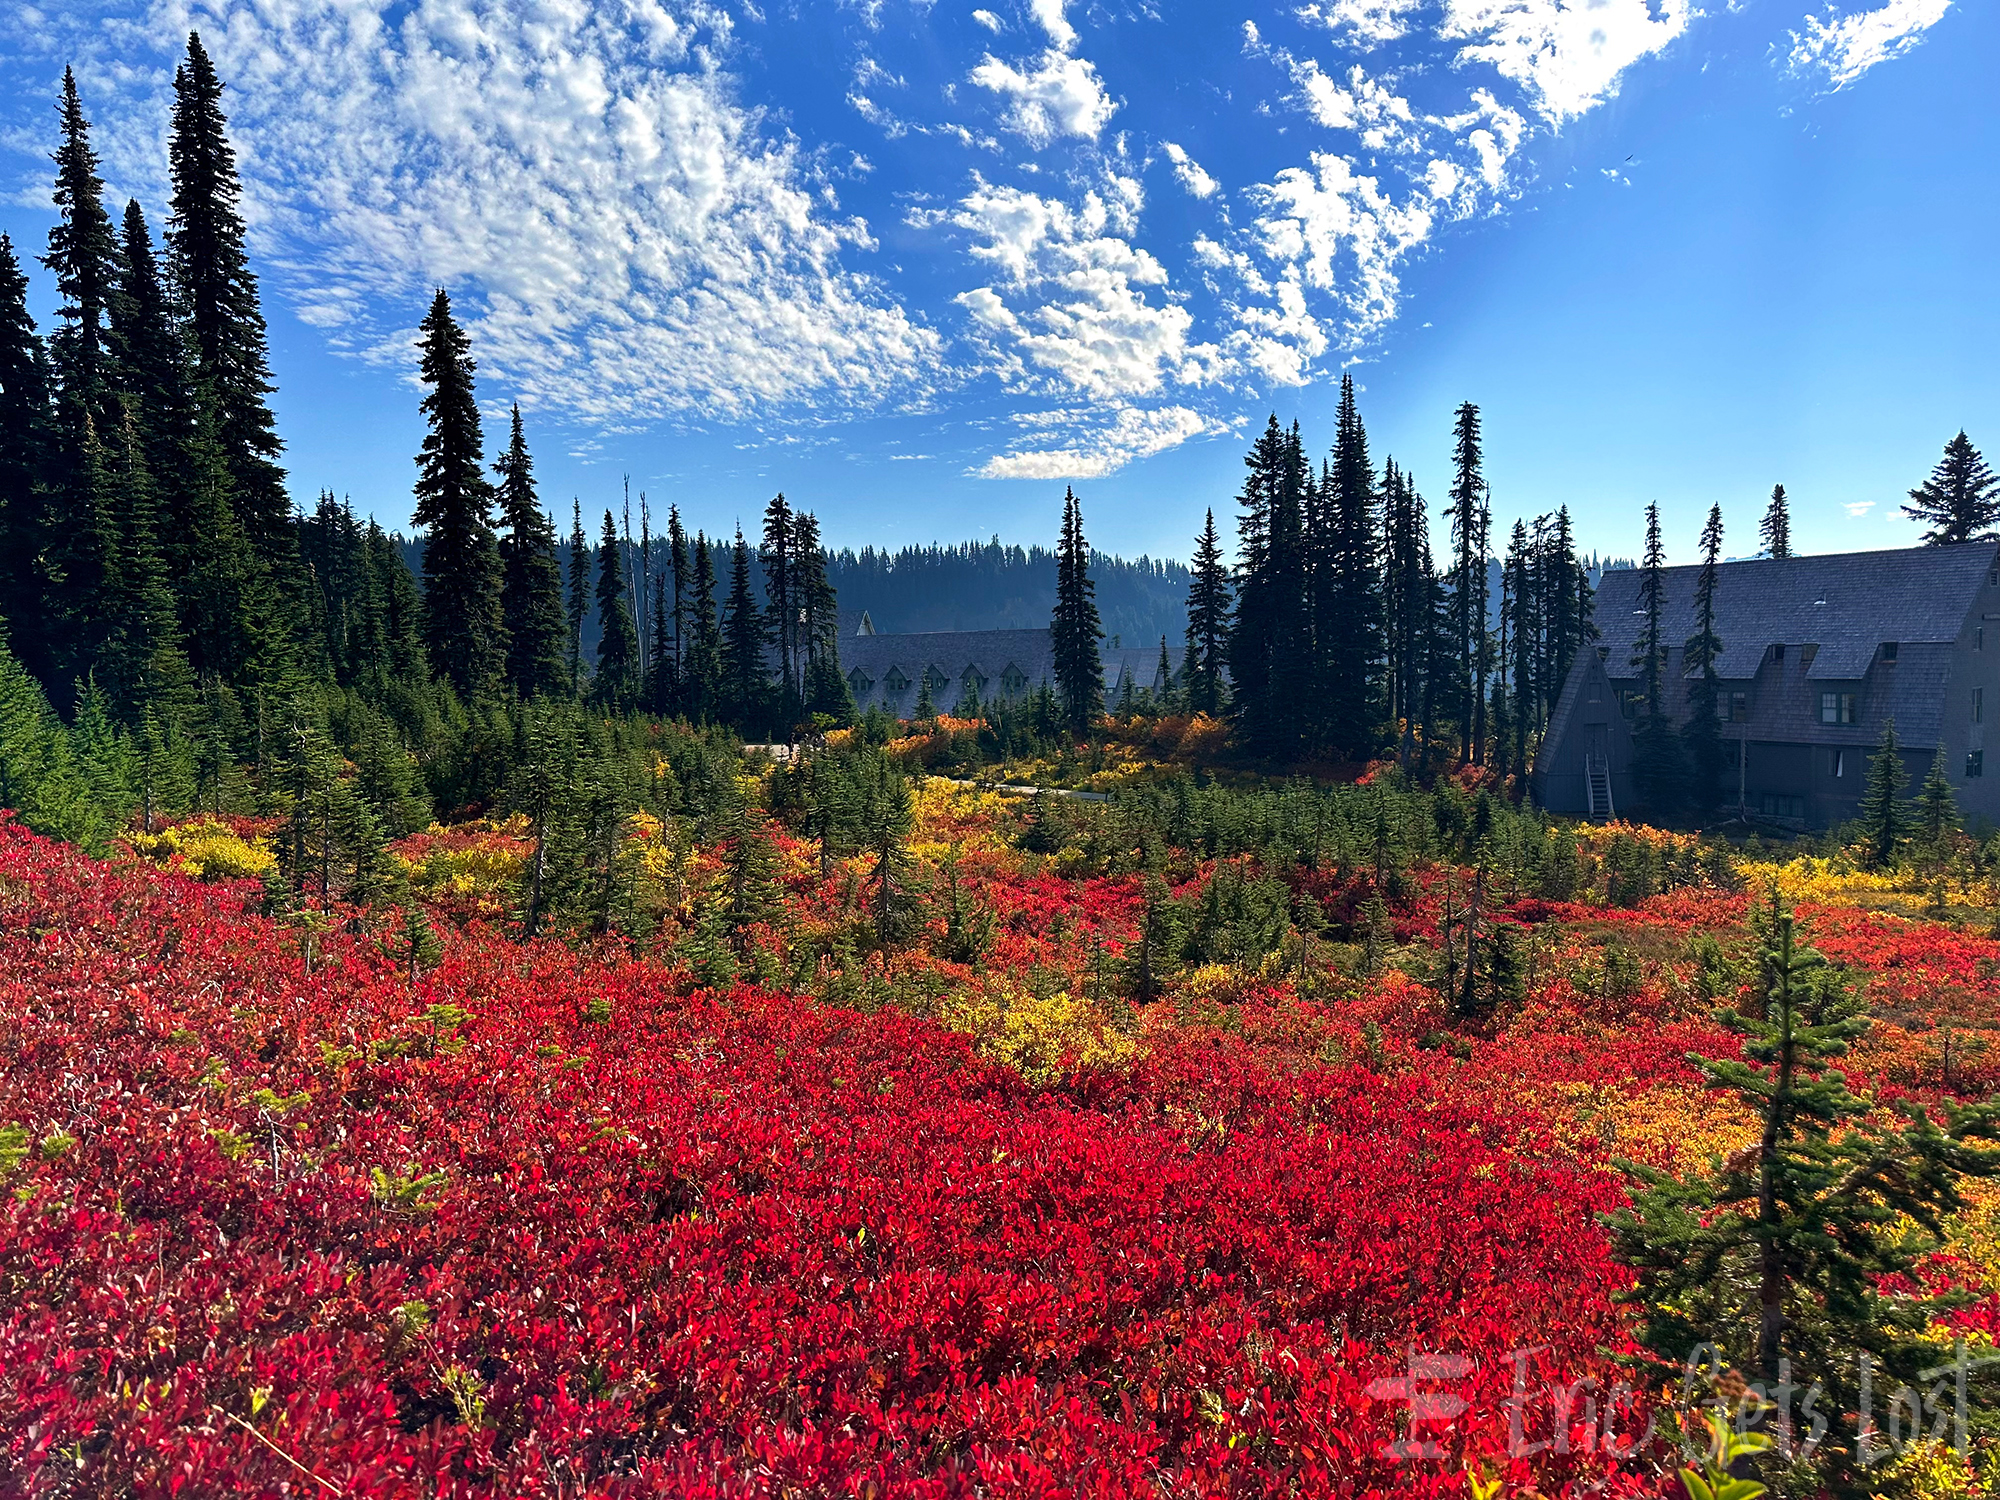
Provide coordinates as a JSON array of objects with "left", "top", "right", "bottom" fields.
[{"left": 1533, "top": 542, "right": 2000, "bottom": 829}]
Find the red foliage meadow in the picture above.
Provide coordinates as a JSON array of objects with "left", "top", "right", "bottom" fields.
[{"left": 0, "top": 822, "right": 1663, "bottom": 1498}]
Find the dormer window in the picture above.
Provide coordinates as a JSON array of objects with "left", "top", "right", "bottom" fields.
[
  {"left": 1000, "top": 665, "right": 1027, "bottom": 696},
  {"left": 1773, "top": 645, "right": 1786, "bottom": 663},
  {"left": 1880, "top": 642, "right": 1899, "bottom": 663},
  {"left": 883, "top": 666, "right": 910, "bottom": 692},
  {"left": 847, "top": 668, "right": 873, "bottom": 695}
]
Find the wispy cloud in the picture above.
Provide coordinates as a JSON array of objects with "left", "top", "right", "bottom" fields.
[
  {"left": 6, "top": 0, "right": 938, "bottom": 427},
  {"left": 973, "top": 403, "right": 1227, "bottom": 479},
  {"left": 1788, "top": 0, "right": 1952, "bottom": 88},
  {"left": 1161, "top": 141, "right": 1218, "bottom": 199}
]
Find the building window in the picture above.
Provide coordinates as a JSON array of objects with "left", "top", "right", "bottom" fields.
[
  {"left": 1758, "top": 793, "right": 1807, "bottom": 821},
  {"left": 1819, "top": 691, "right": 1856, "bottom": 725},
  {"left": 847, "top": 668, "right": 873, "bottom": 696},
  {"left": 883, "top": 667, "right": 909, "bottom": 692},
  {"left": 1618, "top": 690, "right": 1638, "bottom": 720},
  {"left": 1000, "top": 666, "right": 1026, "bottom": 697},
  {"left": 1979, "top": 626, "right": 1986, "bottom": 651},
  {"left": 1830, "top": 749, "right": 1846, "bottom": 778},
  {"left": 1880, "top": 641, "right": 1898, "bottom": 663},
  {"left": 1970, "top": 750, "right": 1985, "bottom": 778},
  {"left": 1773, "top": 644, "right": 1786, "bottom": 663},
  {"left": 1730, "top": 691, "right": 1749, "bottom": 722}
]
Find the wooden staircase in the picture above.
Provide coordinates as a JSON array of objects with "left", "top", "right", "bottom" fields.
[{"left": 1585, "top": 754, "right": 1615, "bottom": 821}]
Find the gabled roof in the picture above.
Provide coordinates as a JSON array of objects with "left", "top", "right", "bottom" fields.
[{"left": 1593, "top": 541, "right": 1997, "bottom": 681}]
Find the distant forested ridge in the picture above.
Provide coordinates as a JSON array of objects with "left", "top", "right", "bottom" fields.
[
  {"left": 398, "top": 536, "right": 1193, "bottom": 656},
  {"left": 824, "top": 542, "right": 1189, "bottom": 644}
]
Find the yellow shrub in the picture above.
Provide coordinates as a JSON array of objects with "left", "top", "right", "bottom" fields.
[
  {"left": 127, "top": 818, "right": 277, "bottom": 882},
  {"left": 938, "top": 986, "right": 1134, "bottom": 1085},
  {"left": 1737, "top": 856, "right": 1912, "bottom": 908}
]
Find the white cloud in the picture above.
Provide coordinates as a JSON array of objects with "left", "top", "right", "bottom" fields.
[
  {"left": 23, "top": 0, "right": 937, "bottom": 427},
  {"left": 1845, "top": 500, "right": 1877, "bottom": 516},
  {"left": 974, "top": 403, "right": 1224, "bottom": 479},
  {"left": 1440, "top": 0, "right": 1692, "bottom": 121},
  {"left": 1161, "top": 141, "right": 1218, "bottom": 198},
  {"left": 972, "top": 9, "right": 1005, "bottom": 33},
  {"left": 1029, "top": 0, "right": 1078, "bottom": 50},
  {"left": 951, "top": 177, "right": 1226, "bottom": 399},
  {"left": 1285, "top": 57, "right": 1423, "bottom": 152},
  {"left": 1297, "top": 0, "right": 1427, "bottom": 46},
  {"left": 1788, "top": 0, "right": 1952, "bottom": 88},
  {"left": 969, "top": 49, "right": 1117, "bottom": 144},
  {"left": 1249, "top": 152, "right": 1434, "bottom": 343}
]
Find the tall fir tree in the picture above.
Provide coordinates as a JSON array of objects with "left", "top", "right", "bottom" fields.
[
  {"left": 167, "top": 32, "right": 291, "bottom": 569},
  {"left": 591, "top": 509, "right": 640, "bottom": 709},
  {"left": 1504, "top": 518, "right": 1534, "bottom": 777},
  {"left": 1051, "top": 487, "right": 1104, "bottom": 737},
  {"left": 1903, "top": 431, "right": 2000, "bottom": 546},
  {"left": 1183, "top": 507, "right": 1231, "bottom": 715},
  {"left": 1444, "top": 401, "right": 1488, "bottom": 762},
  {"left": 1760, "top": 483, "right": 1792, "bottom": 559},
  {"left": 493, "top": 404, "right": 567, "bottom": 698},
  {"left": 1324, "top": 373, "right": 1383, "bottom": 760},
  {"left": 1682, "top": 503, "right": 1726, "bottom": 814},
  {"left": 760, "top": 493, "right": 796, "bottom": 713},
  {"left": 685, "top": 533, "right": 722, "bottom": 722},
  {"left": 720, "top": 529, "right": 767, "bottom": 733},
  {"left": 792, "top": 510, "right": 852, "bottom": 723},
  {"left": 565, "top": 499, "right": 589, "bottom": 694},
  {"left": 0, "top": 235, "right": 49, "bottom": 640},
  {"left": 1630, "top": 502, "right": 1683, "bottom": 813},
  {"left": 1229, "top": 416, "right": 1287, "bottom": 752},
  {"left": 40, "top": 71, "right": 126, "bottom": 692},
  {"left": 666, "top": 505, "right": 689, "bottom": 703},
  {"left": 411, "top": 290, "right": 503, "bottom": 698},
  {"left": 1382, "top": 460, "right": 1438, "bottom": 762}
]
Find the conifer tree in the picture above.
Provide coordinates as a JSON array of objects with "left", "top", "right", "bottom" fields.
[
  {"left": 721, "top": 801, "right": 782, "bottom": 956},
  {"left": 1682, "top": 503, "right": 1727, "bottom": 814},
  {"left": 109, "top": 203, "right": 201, "bottom": 561},
  {"left": 168, "top": 32, "right": 291, "bottom": 568},
  {"left": 565, "top": 500, "right": 589, "bottom": 694},
  {"left": 1382, "top": 461, "right": 1438, "bottom": 761},
  {"left": 493, "top": 404, "right": 566, "bottom": 698},
  {"left": 1183, "top": 507, "right": 1231, "bottom": 715},
  {"left": 1610, "top": 894, "right": 2000, "bottom": 1499},
  {"left": 791, "top": 510, "right": 852, "bottom": 723},
  {"left": 1229, "top": 416, "right": 1288, "bottom": 752},
  {"left": 1903, "top": 431, "right": 2000, "bottom": 546},
  {"left": 1500, "top": 519, "right": 1531, "bottom": 777},
  {"left": 1857, "top": 718, "right": 1909, "bottom": 870},
  {"left": 667, "top": 505, "right": 689, "bottom": 701},
  {"left": 1445, "top": 402, "right": 1488, "bottom": 762},
  {"left": 1761, "top": 483, "right": 1792, "bottom": 559},
  {"left": 44, "top": 70, "right": 122, "bottom": 434},
  {"left": 0, "top": 234, "right": 50, "bottom": 638},
  {"left": 1051, "top": 487, "right": 1104, "bottom": 737},
  {"left": 720, "top": 528, "right": 766, "bottom": 734},
  {"left": 685, "top": 533, "right": 723, "bottom": 722},
  {"left": 411, "top": 290, "right": 503, "bottom": 698},
  {"left": 592, "top": 510, "right": 640, "bottom": 709},
  {"left": 1630, "top": 502, "right": 1683, "bottom": 813},
  {"left": 1916, "top": 745, "right": 1958, "bottom": 854},
  {"left": 760, "top": 493, "right": 796, "bottom": 711},
  {"left": 1324, "top": 373, "right": 1383, "bottom": 759},
  {"left": 645, "top": 575, "right": 673, "bottom": 714}
]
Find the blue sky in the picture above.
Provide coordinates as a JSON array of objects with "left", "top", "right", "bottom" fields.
[{"left": 1, "top": 0, "right": 1992, "bottom": 567}]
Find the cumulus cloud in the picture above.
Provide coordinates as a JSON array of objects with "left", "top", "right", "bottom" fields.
[
  {"left": 1297, "top": 0, "right": 1427, "bottom": 45},
  {"left": 1249, "top": 152, "right": 1434, "bottom": 344},
  {"left": 950, "top": 176, "right": 1226, "bottom": 399},
  {"left": 1440, "top": 0, "right": 1693, "bottom": 121},
  {"left": 1161, "top": 141, "right": 1218, "bottom": 198},
  {"left": 12, "top": 0, "right": 936, "bottom": 427},
  {"left": 974, "top": 403, "right": 1225, "bottom": 479},
  {"left": 1788, "top": 0, "right": 1953, "bottom": 88},
  {"left": 971, "top": 9, "right": 1005, "bottom": 33},
  {"left": 969, "top": 50, "right": 1118, "bottom": 145}
]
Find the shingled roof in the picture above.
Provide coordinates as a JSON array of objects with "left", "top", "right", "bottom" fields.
[{"left": 1593, "top": 542, "right": 1998, "bottom": 682}]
